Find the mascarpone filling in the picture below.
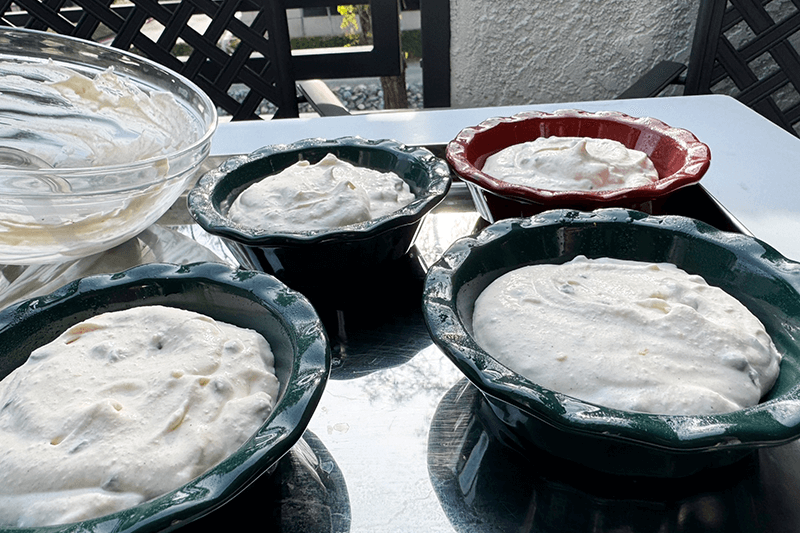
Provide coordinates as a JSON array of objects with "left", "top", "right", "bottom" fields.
[
  {"left": 228, "top": 153, "right": 416, "bottom": 232},
  {"left": 482, "top": 136, "right": 659, "bottom": 191},
  {"left": 0, "top": 305, "right": 280, "bottom": 527},
  {"left": 472, "top": 256, "right": 782, "bottom": 415}
]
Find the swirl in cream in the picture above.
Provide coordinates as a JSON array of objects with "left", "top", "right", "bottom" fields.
[
  {"left": 482, "top": 136, "right": 659, "bottom": 191},
  {"left": 228, "top": 153, "right": 415, "bottom": 232},
  {"left": 472, "top": 256, "right": 782, "bottom": 415}
]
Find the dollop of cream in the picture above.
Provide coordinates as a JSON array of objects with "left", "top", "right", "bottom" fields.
[
  {"left": 472, "top": 256, "right": 782, "bottom": 415},
  {"left": 481, "top": 136, "right": 659, "bottom": 191},
  {"left": 0, "top": 306, "right": 280, "bottom": 527},
  {"left": 228, "top": 153, "right": 416, "bottom": 232}
]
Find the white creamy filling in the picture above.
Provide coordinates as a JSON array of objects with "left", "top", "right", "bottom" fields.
[
  {"left": 0, "top": 305, "right": 280, "bottom": 527},
  {"left": 228, "top": 153, "right": 416, "bottom": 232},
  {"left": 472, "top": 256, "right": 782, "bottom": 415},
  {"left": 481, "top": 136, "right": 659, "bottom": 191},
  {"left": 0, "top": 61, "right": 200, "bottom": 168}
]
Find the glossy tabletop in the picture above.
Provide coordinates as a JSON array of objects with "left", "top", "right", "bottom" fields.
[{"left": 4, "top": 95, "right": 800, "bottom": 532}]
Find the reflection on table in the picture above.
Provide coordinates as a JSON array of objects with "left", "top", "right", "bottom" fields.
[
  {"left": 429, "top": 380, "right": 800, "bottom": 533},
  {"left": 181, "top": 430, "right": 351, "bottom": 533}
]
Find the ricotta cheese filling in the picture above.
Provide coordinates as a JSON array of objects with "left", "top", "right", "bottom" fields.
[
  {"left": 481, "top": 136, "right": 659, "bottom": 191},
  {"left": 472, "top": 256, "right": 782, "bottom": 416},
  {"left": 228, "top": 153, "right": 416, "bottom": 232},
  {"left": 0, "top": 305, "right": 280, "bottom": 527}
]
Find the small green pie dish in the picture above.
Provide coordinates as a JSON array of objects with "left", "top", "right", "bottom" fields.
[
  {"left": 422, "top": 208, "right": 800, "bottom": 478},
  {"left": 0, "top": 262, "right": 330, "bottom": 531},
  {"left": 187, "top": 136, "right": 451, "bottom": 294}
]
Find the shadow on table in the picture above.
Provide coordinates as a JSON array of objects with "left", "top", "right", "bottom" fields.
[
  {"left": 181, "top": 430, "right": 351, "bottom": 532},
  {"left": 286, "top": 246, "right": 435, "bottom": 381},
  {"left": 427, "top": 379, "right": 800, "bottom": 533}
]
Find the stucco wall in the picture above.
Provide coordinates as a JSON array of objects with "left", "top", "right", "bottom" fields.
[{"left": 450, "top": 1, "right": 699, "bottom": 107}]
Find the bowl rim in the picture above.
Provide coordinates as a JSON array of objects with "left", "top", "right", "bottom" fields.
[
  {"left": 187, "top": 136, "right": 452, "bottom": 246},
  {"left": 0, "top": 27, "right": 218, "bottom": 186},
  {"left": 0, "top": 261, "right": 330, "bottom": 532},
  {"left": 444, "top": 109, "right": 711, "bottom": 206},
  {"left": 422, "top": 208, "right": 800, "bottom": 453}
]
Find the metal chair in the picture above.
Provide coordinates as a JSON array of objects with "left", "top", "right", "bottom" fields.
[
  {"left": 419, "top": 0, "right": 449, "bottom": 108},
  {"left": 618, "top": 0, "right": 800, "bottom": 136},
  {"left": 0, "top": 0, "right": 351, "bottom": 119}
]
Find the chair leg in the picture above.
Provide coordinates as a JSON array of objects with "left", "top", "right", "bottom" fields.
[{"left": 296, "top": 79, "right": 351, "bottom": 116}]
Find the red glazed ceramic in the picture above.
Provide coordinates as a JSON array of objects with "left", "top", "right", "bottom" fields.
[{"left": 445, "top": 109, "right": 711, "bottom": 221}]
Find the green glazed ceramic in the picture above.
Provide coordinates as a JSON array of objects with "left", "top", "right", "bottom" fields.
[
  {"left": 187, "top": 137, "right": 451, "bottom": 292},
  {"left": 0, "top": 262, "right": 330, "bottom": 531},
  {"left": 422, "top": 208, "right": 800, "bottom": 477}
]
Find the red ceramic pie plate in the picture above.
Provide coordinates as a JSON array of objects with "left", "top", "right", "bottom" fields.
[{"left": 445, "top": 109, "right": 711, "bottom": 221}]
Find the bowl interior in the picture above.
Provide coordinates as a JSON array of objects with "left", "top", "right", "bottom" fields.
[
  {"left": 0, "top": 27, "right": 216, "bottom": 184},
  {"left": 1, "top": 272, "right": 297, "bottom": 389},
  {"left": 0, "top": 262, "right": 330, "bottom": 532}
]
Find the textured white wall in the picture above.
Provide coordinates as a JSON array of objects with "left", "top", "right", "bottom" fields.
[{"left": 450, "top": 0, "right": 699, "bottom": 108}]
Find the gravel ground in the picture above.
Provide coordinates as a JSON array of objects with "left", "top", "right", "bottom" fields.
[
  {"left": 223, "top": 80, "right": 424, "bottom": 117},
  {"left": 323, "top": 80, "right": 424, "bottom": 112}
]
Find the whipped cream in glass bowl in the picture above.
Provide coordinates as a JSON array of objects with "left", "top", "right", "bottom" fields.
[
  {"left": 0, "top": 28, "right": 217, "bottom": 264},
  {"left": 446, "top": 109, "right": 710, "bottom": 222},
  {"left": 422, "top": 208, "right": 800, "bottom": 478}
]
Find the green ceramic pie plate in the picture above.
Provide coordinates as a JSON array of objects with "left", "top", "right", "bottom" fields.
[
  {"left": 187, "top": 136, "right": 451, "bottom": 292},
  {"left": 0, "top": 261, "right": 330, "bottom": 531},
  {"left": 422, "top": 208, "right": 800, "bottom": 478}
]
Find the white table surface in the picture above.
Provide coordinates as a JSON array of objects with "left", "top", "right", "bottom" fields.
[
  {"left": 209, "top": 95, "right": 800, "bottom": 533},
  {"left": 212, "top": 94, "right": 800, "bottom": 262}
]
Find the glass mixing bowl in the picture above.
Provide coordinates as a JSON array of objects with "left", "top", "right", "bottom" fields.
[{"left": 0, "top": 27, "right": 217, "bottom": 264}]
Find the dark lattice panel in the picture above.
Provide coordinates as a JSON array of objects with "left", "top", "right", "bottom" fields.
[
  {"left": 687, "top": 0, "right": 800, "bottom": 135},
  {"left": 0, "top": 0, "right": 299, "bottom": 120}
]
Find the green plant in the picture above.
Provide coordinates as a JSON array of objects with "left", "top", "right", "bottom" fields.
[
  {"left": 401, "top": 29, "right": 421, "bottom": 61},
  {"left": 172, "top": 42, "right": 193, "bottom": 57},
  {"left": 290, "top": 30, "right": 422, "bottom": 61},
  {"left": 337, "top": 4, "right": 372, "bottom": 46},
  {"left": 290, "top": 35, "right": 351, "bottom": 50}
]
